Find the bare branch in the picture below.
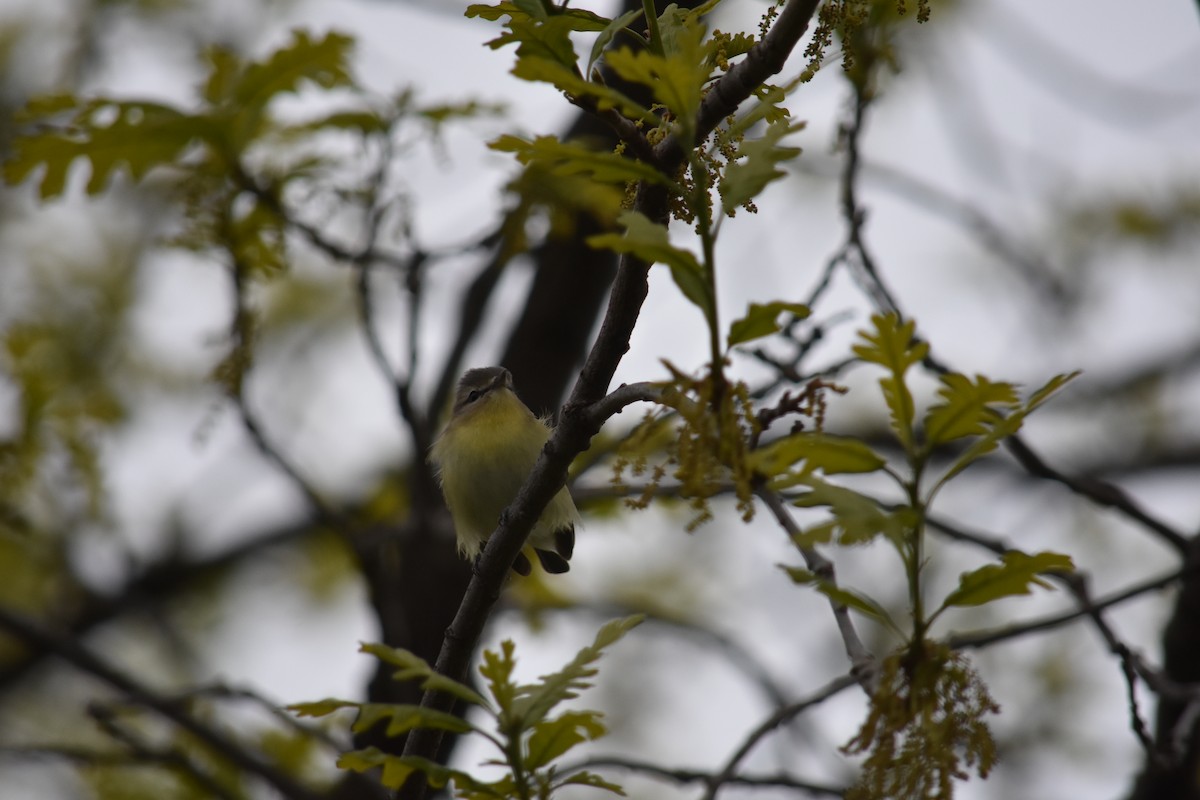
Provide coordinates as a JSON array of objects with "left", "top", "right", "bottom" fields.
[
  {"left": 700, "top": 672, "right": 860, "bottom": 800},
  {"left": 570, "top": 754, "right": 846, "bottom": 797},
  {"left": 757, "top": 487, "right": 879, "bottom": 693}
]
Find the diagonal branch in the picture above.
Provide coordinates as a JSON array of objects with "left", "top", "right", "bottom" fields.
[
  {"left": 757, "top": 487, "right": 879, "bottom": 693},
  {"left": 700, "top": 672, "right": 860, "bottom": 800}
]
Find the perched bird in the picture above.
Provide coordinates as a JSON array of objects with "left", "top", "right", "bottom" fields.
[{"left": 430, "top": 366, "right": 578, "bottom": 575}]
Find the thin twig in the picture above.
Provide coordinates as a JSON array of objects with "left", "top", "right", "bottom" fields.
[
  {"left": 700, "top": 672, "right": 859, "bottom": 800},
  {"left": 757, "top": 487, "right": 878, "bottom": 692},
  {"left": 570, "top": 754, "right": 846, "bottom": 796}
]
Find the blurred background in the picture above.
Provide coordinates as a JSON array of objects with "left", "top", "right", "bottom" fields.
[{"left": 0, "top": 0, "right": 1198, "bottom": 798}]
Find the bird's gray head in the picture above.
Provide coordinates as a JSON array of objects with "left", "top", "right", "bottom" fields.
[{"left": 452, "top": 366, "right": 513, "bottom": 415}]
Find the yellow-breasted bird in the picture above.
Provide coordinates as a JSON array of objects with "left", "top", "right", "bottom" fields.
[{"left": 430, "top": 366, "right": 578, "bottom": 575}]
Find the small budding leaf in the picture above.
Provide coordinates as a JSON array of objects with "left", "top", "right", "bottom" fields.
[
  {"left": 359, "top": 642, "right": 490, "bottom": 707},
  {"left": 726, "top": 301, "right": 810, "bottom": 347},
  {"left": 852, "top": 314, "right": 929, "bottom": 454},
  {"left": 782, "top": 566, "right": 900, "bottom": 632},
  {"left": 943, "top": 550, "right": 1075, "bottom": 608},
  {"left": 923, "top": 373, "right": 1019, "bottom": 446}
]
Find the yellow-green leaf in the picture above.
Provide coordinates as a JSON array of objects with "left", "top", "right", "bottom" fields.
[
  {"left": 751, "top": 432, "right": 885, "bottom": 477},
  {"left": 726, "top": 301, "right": 810, "bottom": 347},
  {"left": 526, "top": 710, "right": 607, "bottom": 768},
  {"left": 588, "top": 212, "right": 710, "bottom": 315},
  {"left": 852, "top": 313, "right": 928, "bottom": 454},
  {"left": 923, "top": 373, "right": 1018, "bottom": 446},
  {"left": 942, "top": 551, "right": 1075, "bottom": 609},
  {"left": 490, "top": 134, "right": 666, "bottom": 186},
  {"left": 719, "top": 118, "right": 804, "bottom": 214},
  {"left": 781, "top": 566, "right": 900, "bottom": 633}
]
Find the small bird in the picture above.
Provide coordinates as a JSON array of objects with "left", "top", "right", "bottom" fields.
[{"left": 430, "top": 366, "right": 578, "bottom": 575}]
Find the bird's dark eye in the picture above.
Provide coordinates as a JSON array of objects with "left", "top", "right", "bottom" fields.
[{"left": 467, "top": 389, "right": 483, "bottom": 404}]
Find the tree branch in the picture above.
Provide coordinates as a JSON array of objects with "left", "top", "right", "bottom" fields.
[
  {"left": 700, "top": 672, "right": 860, "bottom": 800},
  {"left": 0, "top": 607, "right": 323, "bottom": 800},
  {"left": 757, "top": 487, "right": 879, "bottom": 693}
]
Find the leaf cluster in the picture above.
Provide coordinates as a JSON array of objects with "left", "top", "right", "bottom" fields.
[{"left": 290, "top": 616, "right": 643, "bottom": 798}]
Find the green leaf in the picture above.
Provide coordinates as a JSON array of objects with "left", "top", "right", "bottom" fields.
[
  {"left": 467, "top": 2, "right": 610, "bottom": 31},
  {"left": 479, "top": 640, "right": 520, "bottom": 721},
  {"left": 287, "top": 698, "right": 357, "bottom": 718},
  {"left": 942, "top": 551, "right": 1075, "bottom": 609},
  {"left": 510, "top": 57, "right": 657, "bottom": 123},
  {"left": 490, "top": 134, "right": 667, "bottom": 186},
  {"left": 852, "top": 314, "right": 928, "bottom": 454},
  {"left": 726, "top": 300, "right": 810, "bottom": 347},
  {"left": 5, "top": 99, "right": 204, "bottom": 199},
  {"left": 605, "top": 26, "right": 710, "bottom": 135},
  {"left": 338, "top": 748, "right": 483, "bottom": 792},
  {"left": 789, "top": 476, "right": 910, "bottom": 548},
  {"left": 512, "top": 615, "right": 642, "bottom": 729},
  {"left": 359, "top": 642, "right": 490, "bottom": 708},
  {"left": 931, "top": 371, "right": 1080, "bottom": 493},
  {"left": 351, "top": 703, "right": 475, "bottom": 738},
  {"left": 719, "top": 118, "right": 804, "bottom": 214},
  {"left": 587, "top": 9, "right": 644, "bottom": 76},
  {"left": 556, "top": 770, "right": 628, "bottom": 795},
  {"left": 751, "top": 432, "right": 886, "bottom": 477},
  {"left": 1026, "top": 370, "right": 1082, "bottom": 409},
  {"left": 923, "top": 373, "right": 1019, "bottom": 446},
  {"left": 588, "top": 212, "right": 709, "bottom": 315},
  {"left": 232, "top": 30, "right": 355, "bottom": 107},
  {"left": 526, "top": 710, "right": 607, "bottom": 769},
  {"left": 781, "top": 566, "right": 900, "bottom": 633}
]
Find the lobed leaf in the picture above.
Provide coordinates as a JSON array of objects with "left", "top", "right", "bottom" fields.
[
  {"left": 942, "top": 550, "right": 1075, "bottom": 609},
  {"left": 789, "top": 476, "right": 910, "bottom": 548},
  {"left": 751, "top": 432, "right": 886, "bottom": 478},
  {"left": 923, "top": 373, "right": 1019, "bottom": 447},
  {"left": 479, "top": 640, "right": 520, "bottom": 721},
  {"left": 338, "top": 748, "right": 483, "bottom": 792},
  {"left": 719, "top": 118, "right": 804, "bottom": 214},
  {"left": 511, "top": 615, "right": 642, "bottom": 729},
  {"left": 352, "top": 703, "right": 475, "bottom": 738},
  {"left": 932, "top": 371, "right": 1079, "bottom": 492},
  {"left": 359, "top": 642, "right": 490, "bottom": 708},
  {"left": 5, "top": 99, "right": 204, "bottom": 199},
  {"left": 852, "top": 314, "right": 928, "bottom": 454},
  {"left": 526, "top": 710, "right": 607, "bottom": 769}
]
